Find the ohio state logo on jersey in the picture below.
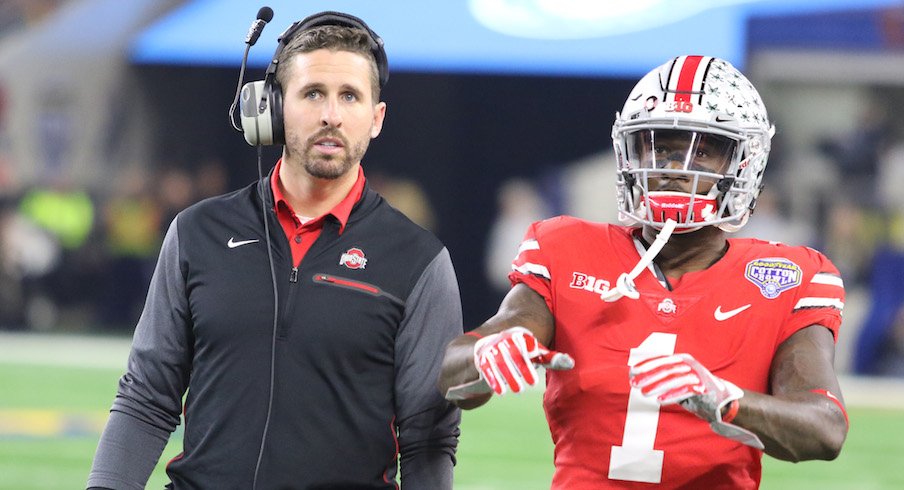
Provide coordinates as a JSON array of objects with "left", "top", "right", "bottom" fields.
[
  {"left": 339, "top": 248, "right": 368, "bottom": 270},
  {"left": 569, "top": 272, "right": 611, "bottom": 299},
  {"left": 657, "top": 298, "right": 677, "bottom": 314}
]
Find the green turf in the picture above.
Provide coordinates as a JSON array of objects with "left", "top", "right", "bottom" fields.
[
  {"left": 454, "top": 392, "right": 554, "bottom": 489},
  {"left": 0, "top": 363, "right": 121, "bottom": 409},
  {"left": 760, "top": 407, "right": 904, "bottom": 490},
  {"left": 1, "top": 360, "right": 902, "bottom": 489},
  {"left": 455, "top": 395, "right": 904, "bottom": 490}
]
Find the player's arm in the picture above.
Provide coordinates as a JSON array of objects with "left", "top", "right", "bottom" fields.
[
  {"left": 631, "top": 324, "right": 847, "bottom": 460},
  {"left": 438, "top": 283, "right": 556, "bottom": 410},
  {"left": 732, "top": 324, "right": 848, "bottom": 461}
]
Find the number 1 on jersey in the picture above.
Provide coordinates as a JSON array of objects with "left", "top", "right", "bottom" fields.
[{"left": 608, "top": 332, "right": 677, "bottom": 483}]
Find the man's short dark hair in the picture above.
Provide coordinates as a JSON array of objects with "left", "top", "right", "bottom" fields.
[{"left": 276, "top": 25, "right": 380, "bottom": 101}]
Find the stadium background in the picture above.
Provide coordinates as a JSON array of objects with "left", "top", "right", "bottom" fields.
[{"left": 2, "top": 0, "right": 904, "bottom": 488}]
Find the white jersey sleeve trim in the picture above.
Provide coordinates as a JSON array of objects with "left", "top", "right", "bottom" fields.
[
  {"left": 811, "top": 273, "right": 844, "bottom": 288},
  {"left": 517, "top": 239, "right": 540, "bottom": 254},
  {"left": 512, "top": 262, "right": 551, "bottom": 280},
  {"left": 794, "top": 297, "right": 845, "bottom": 311}
]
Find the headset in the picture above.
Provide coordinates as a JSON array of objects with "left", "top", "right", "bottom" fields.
[{"left": 239, "top": 11, "right": 389, "bottom": 146}]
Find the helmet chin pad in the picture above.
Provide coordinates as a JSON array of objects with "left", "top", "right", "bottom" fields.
[{"left": 640, "top": 191, "right": 718, "bottom": 230}]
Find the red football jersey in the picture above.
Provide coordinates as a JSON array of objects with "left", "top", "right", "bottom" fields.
[{"left": 509, "top": 217, "right": 844, "bottom": 489}]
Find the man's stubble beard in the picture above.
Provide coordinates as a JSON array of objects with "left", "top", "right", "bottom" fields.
[{"left": 285, "top": 130, "right": 371, "bottom": 180}]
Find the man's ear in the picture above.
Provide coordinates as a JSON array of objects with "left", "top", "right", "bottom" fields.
[{"left": 371, "top": 101, "right": 387, "bottom": 139}]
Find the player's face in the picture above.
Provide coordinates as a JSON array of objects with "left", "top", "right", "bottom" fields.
[
  {"left": 628, "top": 129, "right": 736, "bottom": 194},
  {"left": 281, "top": 49, "right": 386, "bottom": 179}
]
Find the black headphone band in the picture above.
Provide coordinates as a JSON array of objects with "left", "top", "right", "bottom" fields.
[{"left": 264, "top": 11, "right": 389, "bottom": 89}]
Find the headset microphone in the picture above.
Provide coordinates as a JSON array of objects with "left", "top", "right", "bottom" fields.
[
  {"left": 228, "top": 6, "right": 273, "bottom": 133},
  {"left": 246, "top": 7, "right": 274, "bottom": 46}
]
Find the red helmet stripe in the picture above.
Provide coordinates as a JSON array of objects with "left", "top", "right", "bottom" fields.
[{"left": 674, "top": 55, "right": 704, "bottom": 103}]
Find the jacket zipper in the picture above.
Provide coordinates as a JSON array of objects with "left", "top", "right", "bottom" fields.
[{"left": 278, "top": 267, "right": 299, "bottom": 339}]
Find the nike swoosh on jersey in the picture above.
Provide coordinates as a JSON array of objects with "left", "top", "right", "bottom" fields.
[
  {"left": 227, "top": 237, "right": 260, "bottom": 248},
  {"left": 714, "top": 304, "right": 752, "bottom": 321}
]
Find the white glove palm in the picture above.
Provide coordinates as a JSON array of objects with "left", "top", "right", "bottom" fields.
[{"left": 629, "top": 353, "right": 764, "bottom": 449}]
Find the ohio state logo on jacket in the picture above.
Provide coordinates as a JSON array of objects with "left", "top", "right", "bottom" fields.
[{"left": 339, "top": 248, "right": 368, "bottom": 269}]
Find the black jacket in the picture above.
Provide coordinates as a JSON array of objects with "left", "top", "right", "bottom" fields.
[{"left": 88, "top": 174, "right": 462, "bottom": 489}]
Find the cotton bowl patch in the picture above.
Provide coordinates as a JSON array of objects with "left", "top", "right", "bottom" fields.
[{"left": 745, "top": 258, "right": 801, "bottom": 299}]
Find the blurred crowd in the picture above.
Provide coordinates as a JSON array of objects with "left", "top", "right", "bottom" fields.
[
  {"left": 810, "top": 99, "right": 904, "bottom": 378},
  {"left": 0, "top": 159, "right": 229, "bottom": 332}
]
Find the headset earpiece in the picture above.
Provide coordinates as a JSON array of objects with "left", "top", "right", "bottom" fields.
[
  {"left": 239, "top": 78, "right": 285, "bottom": 146},
  {"left": 240, "top": 81, "right": 270, "bottom": 145},
  {"left": 239, "top": 10, "right": 389, "bottom": 147}
]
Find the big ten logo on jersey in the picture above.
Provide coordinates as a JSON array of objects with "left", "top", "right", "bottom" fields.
[
  {"left": 665, "top": 100, "right": 693, "bottom": 113},
  {"left": 569, "top": 272, "right": 611, "bottom": 299}
]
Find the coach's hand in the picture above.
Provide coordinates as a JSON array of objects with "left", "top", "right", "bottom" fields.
[
  {"left": 629, "top": 353, "right": 764, "bottom": 449},
  {"left": 474, "top": 327, "right": 574, "bottom": 396}
]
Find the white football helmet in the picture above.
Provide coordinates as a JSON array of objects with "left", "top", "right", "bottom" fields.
[{"left": 612, "top": 55, "right": 775, "bottom": 232}]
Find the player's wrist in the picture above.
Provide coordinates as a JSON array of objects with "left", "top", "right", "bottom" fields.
[
  {"left": 709, "top": 382, "right": 763, "bottom": 449},
  {"left": 720, "top": 399, "right": 740, "bottom": 423},
  {"left": 715, "top": 378, "right": 743, "bottom": 420}
]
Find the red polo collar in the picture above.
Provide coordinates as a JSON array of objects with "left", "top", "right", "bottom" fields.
[
  {"left": 270, "top": 160, "right": 366, "bottom": 266},
  {"left": 270, "top": 159, "right": 366, "bottom": 234}
]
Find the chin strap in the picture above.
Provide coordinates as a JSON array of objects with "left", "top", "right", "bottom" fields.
[{"left": 600, "top": 219, "right": 677, "bottom": 302}]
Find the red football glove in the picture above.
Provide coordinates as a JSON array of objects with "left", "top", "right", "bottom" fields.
[
  {"left": 629, "top": 353, "right": 764, "bottom": 449},
  {"left": 474, "top": 326, "right": 574, "bottom": 396}
]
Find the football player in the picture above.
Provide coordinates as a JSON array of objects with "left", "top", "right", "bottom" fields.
[{"left": 439, "top": 55, "right": 848, "bottom": 489}]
